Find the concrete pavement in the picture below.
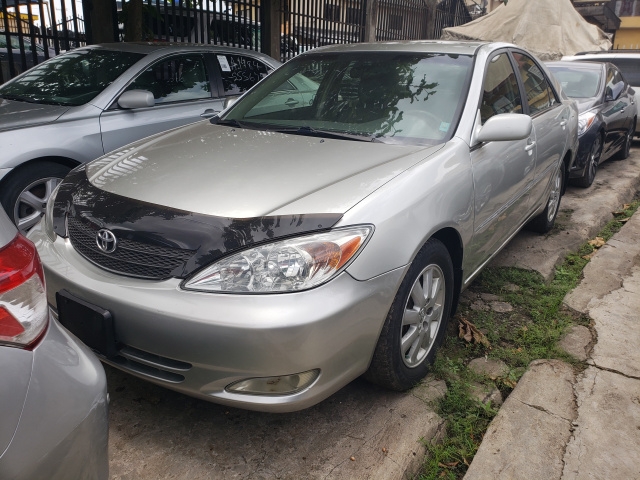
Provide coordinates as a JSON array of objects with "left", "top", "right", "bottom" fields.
[{"left": 464, "top": 201, "right": 640, "bottom": 480}]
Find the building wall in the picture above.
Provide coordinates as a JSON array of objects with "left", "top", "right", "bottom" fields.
[{"left": 614, "top": 1, "right": 640, "bottom": 48}]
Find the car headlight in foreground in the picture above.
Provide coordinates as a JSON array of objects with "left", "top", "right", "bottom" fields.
[
  {"left": 577, "top": 111, "right": 597, "bottom": 136},
  {"left": 182, "top": 226, "right": 372, "bottom": 293}
]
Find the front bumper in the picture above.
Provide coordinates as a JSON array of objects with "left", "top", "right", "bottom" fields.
[
  {"left": 0, "top": 315, "right": 109, "bottom": 480},
  {"left": 30, "top": 223, "right": 406, "bottom": 412},
  {"left": 569, "top": 125, "right": 600, "bottom": 180}
]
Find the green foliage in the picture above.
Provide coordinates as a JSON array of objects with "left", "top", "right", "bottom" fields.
[{"left": 418, "top": 199, "right": 639, "bottom": 478}]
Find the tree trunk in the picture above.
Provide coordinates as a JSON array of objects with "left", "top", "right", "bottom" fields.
[{"left": 125, "top": 0, "right": 144, "bottom": 42}]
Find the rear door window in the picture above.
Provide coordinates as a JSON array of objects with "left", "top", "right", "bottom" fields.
[{"left": 217, "top": 54, "right": 270, "bottom": 96}]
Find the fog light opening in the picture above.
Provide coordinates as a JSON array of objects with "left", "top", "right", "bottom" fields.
[{"left": 225, "top": 369, "right": 320, "bottom": 396}]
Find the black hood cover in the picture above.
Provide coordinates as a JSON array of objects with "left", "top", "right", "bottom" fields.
[{"left": 53, "top": 167, "right": 342, "bottom": 280}]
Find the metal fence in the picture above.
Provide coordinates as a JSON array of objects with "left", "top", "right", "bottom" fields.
[
  {"left": 433, "top": 0, "right": 472, "bottom": 39},
  {"left": 1, "top": 0, "right": 478, "bottom": 83},
  {"left": 1, "top": 0, "right": 86, "bottom": 83}
]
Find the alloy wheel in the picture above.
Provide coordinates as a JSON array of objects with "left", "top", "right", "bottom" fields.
[
  {"left": 13, "top": 177, "right": 62, "bottom": 234},
  {"left": 546, "top": 167, "right": 562, "bottom": 223},
  {"left": 587, "top": 136, "right": 601, "bottom": 183},
  {"left": 400, "top": 263, "right": 445, "bottom": 368}
]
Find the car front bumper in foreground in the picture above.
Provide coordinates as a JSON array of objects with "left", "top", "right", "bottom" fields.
[{"left": 29, "top": 224, "right": 406, "bottom": 412}]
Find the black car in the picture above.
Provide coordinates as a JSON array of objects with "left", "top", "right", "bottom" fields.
[{"left": 547, "top": 61, "right": 637, "bottom": 187}]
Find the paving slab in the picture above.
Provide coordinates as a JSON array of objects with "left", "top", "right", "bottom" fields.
[
  {"left": 107, "top": 368, "right": 446, "bottom": 480},
  {"left": 564, "top": 208, "right": 640, "bottom": 314},
  {"left": 491, "top": 150, "right": 640, "bottom": 281},
  {"left": 463, "top": 360, "right": 576, "bottom": 480},
  {"left": 562, "top": 367, "right": 640, "bottom": 480}
]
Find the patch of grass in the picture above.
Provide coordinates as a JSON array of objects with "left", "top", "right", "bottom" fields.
[{"left": 418, "top": 198, "right": 639, "bottom": 479}]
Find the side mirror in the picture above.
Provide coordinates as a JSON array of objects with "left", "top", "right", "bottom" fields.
[
  {"left": 224, "top": 96, "right": 239, "bottom": 109},
  {"left": 476, "top": 113, "right": 533, "bottom": 143},
  {"left": 118, "top": 89, "right": 155, "bottom": 109},
  {"left": 612, "top": 82, "right": 624, "bottom": 100},
  {"left": 605, "top": 92, "right": 614, "bottom": 102}
]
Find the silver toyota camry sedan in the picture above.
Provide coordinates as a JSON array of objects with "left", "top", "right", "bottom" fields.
[{"left": 29, "top": 41, "right": 578, "bottom": 412}]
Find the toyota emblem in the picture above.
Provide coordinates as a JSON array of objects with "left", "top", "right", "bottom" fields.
[{"left": 96, "top": 229, "right": 117, "bottom": 253}]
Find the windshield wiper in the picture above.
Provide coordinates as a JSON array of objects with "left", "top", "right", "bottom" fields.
[
  {"left": 0, "top": 93, "right": 39, "bottom": 104},
  {"left": 273, "top": 126, "right": 382, "bottom": 143}
]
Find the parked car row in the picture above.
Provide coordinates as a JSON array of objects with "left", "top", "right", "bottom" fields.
[
  {"left": 4, "top": 40, "right": 638, "bottom": 478},
  {"left": 547, "top": 60, "right": 636, "bottom": 187}
]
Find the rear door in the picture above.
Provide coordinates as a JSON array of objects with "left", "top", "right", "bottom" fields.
[{"left": 99, "top": 53, "right": 225, "bottom": 154}]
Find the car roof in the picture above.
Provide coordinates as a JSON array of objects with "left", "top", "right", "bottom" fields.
[
  {"left": 80, "top": 42, "right": 277, "bottom": 61},
  {"left": 308, "top": 40, "right": 490, "bottom": 56},
  {"left": 564, "top": 51, "right": 640, "bottom": 60},
  {"left": 546, "top": 60, "right": 606, "bottom": 71}
]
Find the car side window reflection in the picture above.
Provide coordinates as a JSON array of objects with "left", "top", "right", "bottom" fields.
[
  {"left": 512, "top": 52, "right": 556, "bottom": 115},
  {"left": 126, "top": 55, "right": 211, "bottom": 105},
  {"left": 480, "top": 53, "right": 523, "bottom": 124}
]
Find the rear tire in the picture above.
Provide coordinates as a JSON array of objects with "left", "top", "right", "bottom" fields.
[
  {"left": 527, "top": 162, "right": 564, "bottom": 233},
  {"left": 0, "top": 161, "right": 70, "bottom": 233},
  {"left": 364, "top": 238, "right": 453, "bottom": 391}
]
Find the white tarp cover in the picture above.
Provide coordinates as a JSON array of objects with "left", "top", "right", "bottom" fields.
[{"left": 441, "top": 0, "right": 612, "bottom": 60}]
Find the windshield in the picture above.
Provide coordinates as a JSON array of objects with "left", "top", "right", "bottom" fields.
[
  {"left": 0, "top": 48, "right": 144, "bottom": 106},
  {"left": 222, "top": 52, "right": 473, "bottom": 145},
  {"left": 548, "top": 66, "right": 602, "bottom": 98}
]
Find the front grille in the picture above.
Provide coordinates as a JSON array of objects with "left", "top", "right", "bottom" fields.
[{"left": 68, "top": 217, "right": 195, "bottom": 280}]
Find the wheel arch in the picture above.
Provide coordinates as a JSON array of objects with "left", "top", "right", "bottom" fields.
[
  {"left": 0, "top": 156, "right": 80, "bottom": 187},
  {"left": 430, "top": 227, "right": 464, "bottom": 316}
]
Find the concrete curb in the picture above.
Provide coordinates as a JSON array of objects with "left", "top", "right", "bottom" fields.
[{"left": 464, "top": 203, "right": 640, "bottom": 480}]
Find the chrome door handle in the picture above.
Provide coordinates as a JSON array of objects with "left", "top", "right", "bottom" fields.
[
  {"left": 560, "top": 120, "right": 567, "bottom": 127},
  {"left": 524, "top": 140, "right": 536, "bottom": 152},
  {"left": 285, "top": 98, "right": 300, "bottom": 107}
]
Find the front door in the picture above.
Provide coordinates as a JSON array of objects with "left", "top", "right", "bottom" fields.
[
  {"left": 99, "top": 53, "right": 225, "bottom": 154},
  {"left": 467, "top": 51, "right": 536, "bottom": 277}
]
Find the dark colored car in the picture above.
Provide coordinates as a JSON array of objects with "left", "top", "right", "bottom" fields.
[{"left": 547, "top": 61, "right": 637, "bottom": 187}]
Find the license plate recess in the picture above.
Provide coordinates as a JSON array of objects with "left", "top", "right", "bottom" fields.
[{"left": 56, "top": 289, "right": 118, "bottom": 358}]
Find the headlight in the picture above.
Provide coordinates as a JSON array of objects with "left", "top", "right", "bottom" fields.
[
  {"left": 182, "top": 226, "right": 373, "bottom": 293},
  {"left": 44, "top": 183, "right": 61, "bottom": 242},
  {"left": 577, "top": 111, "right": 597, "bottom": 136}
]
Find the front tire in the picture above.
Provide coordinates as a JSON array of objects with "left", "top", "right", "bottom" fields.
[
  {"left": 572, "top": 134, "right": 601, "bottom": 188},
  {"left": 527, "top": 162, "right": 564, "bottom": 233},
  {"left": 0, "top": 161, "right": 70, "bottom": 233},
  {"left": 364, "top": 239, "right": 454, "bottom": 391}
]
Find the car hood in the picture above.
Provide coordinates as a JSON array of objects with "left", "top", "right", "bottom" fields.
[
  {"left": 0, "top": 99, "right": 69, "bottom": 132},
  {"left": 86, "top": 121, "right": 443, "bottom": 217},
  {"left": 574, "top": 97, "right": 599, "bottom": 114}
]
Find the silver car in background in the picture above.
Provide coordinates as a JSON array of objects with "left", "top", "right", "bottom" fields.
[
  {"left": 0, "top": 207, "right": 108, "bottom": 479},
  {"left": 0, "top": 42, "right": 280, "bottom": 232},
  {"left": 30, "top": 41, "right": 578, "bottom": 412}
]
